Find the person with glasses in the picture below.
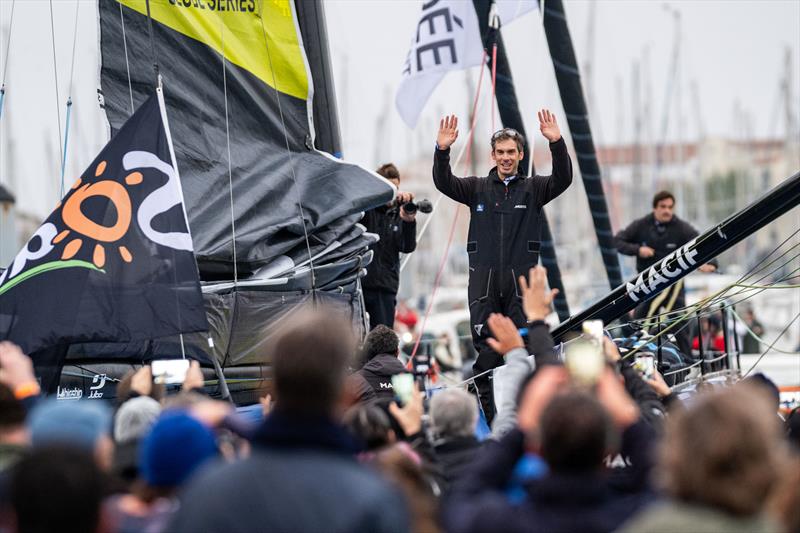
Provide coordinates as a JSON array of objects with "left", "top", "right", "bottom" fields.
[{"left": 432, "top": 110, "right": 573, "bottom": 422}]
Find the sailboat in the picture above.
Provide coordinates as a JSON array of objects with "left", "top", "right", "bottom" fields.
[{"left": 0, "top": 0, "right": 394, "bottom": 404}]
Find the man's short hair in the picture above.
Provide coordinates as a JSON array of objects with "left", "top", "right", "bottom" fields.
[
  {"left": 271, "top": 306, "right": 356, "bottom": 415},
  {"left": 490, "top": 128, "right": 525, "bottom": 152},
  {"left": 539, "top": 391, "right": 614, "bottom": 474},
  {"left": 430, "top": 389, "right": 478, "bottom": 439},
  {"left": 652, "top": 190, "right": 675, "bottom": 208},
  {"left": 362, "top": 324, "right": 399, "bottom": 361},
  {"left": 659, "top": 384, "right": 784, "bottom": 516},
  {"left": 376, "top": 163, "right": 400, "bottom": 181},
  {"left": 11, "top": 447, "right": 106, "bottom": 533}
]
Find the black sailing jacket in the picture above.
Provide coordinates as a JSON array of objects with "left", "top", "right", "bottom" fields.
[
  {"left": 362, "top": 205, "right": 417, "bottom": 294},
  {"left": 614, "top": 213, "right": 717, "bottom": 273},
  {"left": 432, "top": 138, "right": 573, "bottom": 277}
]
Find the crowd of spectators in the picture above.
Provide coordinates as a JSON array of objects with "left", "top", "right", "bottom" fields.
[{"left": 0, "top": 265, "right": 798, "bottom": 533}]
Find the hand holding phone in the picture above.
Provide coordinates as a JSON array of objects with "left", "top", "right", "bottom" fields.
[
  {"left": 391, "top": 373, "right": 414, "bottom": 406},
  {"left": 151, "top": 359, "right": 190, "bottom": 385}
]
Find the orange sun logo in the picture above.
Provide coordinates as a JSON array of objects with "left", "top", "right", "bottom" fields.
[{"left": 52, "top": 160, "right": 143, "bottom": 268}]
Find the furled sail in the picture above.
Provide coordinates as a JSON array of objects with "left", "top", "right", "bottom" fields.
[{"left": 98, "top": 0, "right": 393, "bottom": 277}]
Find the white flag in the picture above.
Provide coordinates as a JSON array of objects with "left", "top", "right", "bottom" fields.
[{"left": 395, "top": 0, "right": 537, "bottom": 129}]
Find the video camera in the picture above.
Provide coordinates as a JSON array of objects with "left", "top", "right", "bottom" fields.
[{"left": 399, "top": 198, "right": 433, "bottom": 215}]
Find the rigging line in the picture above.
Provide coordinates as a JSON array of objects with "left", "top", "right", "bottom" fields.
[
  {"left": 620, "top": 240, "right": 800, "bottom": 324},
  {"left": 742, "top": 309, "right": 800, "bottom": 378},
  {"left": 635, "top": 264, "right": 800, "bottom": 332},
  {"left": 632, "top": 264, "right": 800, "bottom": 357},
  {"left": 733, "top": 227, "right": 800, "bottom": 285},
  {"left": 677, "top": 260, "right": 800, "bottom": 321},
  {"left": 257, "top": 14, "right": 316, "bottom": 294},
  {"left": 400, "top": 63, "right": 492, "bottom": 274},
  {"left": 408, "top": 75, "right": 490, "bottom": 358},
  {"left": 618, "top": 284, "right": 733, "bottom": 361},
  {"left": 144, "top": 0, "right": 160, "bottom": 84},
  {"left": 66, "top": 0, "right": 80, "bottom": 98},
  {"left": 490, "top": 43, "right": 498, "bottom": 132},
  {"left": 48, "top": 0, "right": 64, "bottom": 193},
  {"left": 696, "top": 257, "right": 800, "bottom": 315},
  {"left": 59, "top": 0, "right": 81, "bottom": 197},
  {"left": 219, "top": 21, "right": 238, "bottom": 286},
  {"left": 734, "top": 282, "right": 800, "bottom": 290},
  {"left": 118, "top": 1, "right": 135, "bottom": 115},
  {"left": 409, "top": 215, "right": 462, "bottom": 360},
  {"left": 0, "top": 0, "right": 16, "bottom": 121},
  {"left": 464, "top": 49, "right": 489, "bottom": 170},
  {"left": 730, "top": 307, "right": 799, "bottom": 356}
]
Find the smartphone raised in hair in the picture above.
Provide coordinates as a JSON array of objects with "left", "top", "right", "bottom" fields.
[{"left": 151, "top": 359, "right": 190, "bottom": 385}]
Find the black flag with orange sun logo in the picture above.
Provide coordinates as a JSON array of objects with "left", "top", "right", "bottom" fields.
[{"left": 0, "top": 90, "right": 208, "bottom": 356}]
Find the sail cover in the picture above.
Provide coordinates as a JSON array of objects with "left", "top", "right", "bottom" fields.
[{"left": 98, "top": 0, "right": 393, "bottom": 276}]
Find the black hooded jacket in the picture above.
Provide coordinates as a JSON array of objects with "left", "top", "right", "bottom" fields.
[
  {"left": 357, "top": 353, "right": 410, "bottom": 402},
  {"left": 362, "top": 206, "right": 416, "bottom": 294}
]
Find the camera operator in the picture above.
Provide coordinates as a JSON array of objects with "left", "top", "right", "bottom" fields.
[{"left": 362, "top": 163, "right": 418, "bottom": 328}]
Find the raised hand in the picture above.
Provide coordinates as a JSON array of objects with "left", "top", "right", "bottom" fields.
[
  {"left": 487, "top": 313, "right": 525, "bottom": 355},
  {"left": 437, "top": 114, "right": 459, "bottom": 150},
  {"left": 519, "top": 265, "right": 558, "bottom": 322},
  {"left": 537, "top": 109, "right": 561, "bottom": 142}
]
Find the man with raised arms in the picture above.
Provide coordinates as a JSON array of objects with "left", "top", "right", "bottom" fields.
[{"left": 432, "top": 111, "right": 573, "bottom": 421}]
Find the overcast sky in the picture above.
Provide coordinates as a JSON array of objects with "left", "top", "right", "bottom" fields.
[
  {"left": 326, "top": 0, "right": 800, "bottom": 170},
  {"left": 0, "top": 0, "right": 797, "bottom": 220}
]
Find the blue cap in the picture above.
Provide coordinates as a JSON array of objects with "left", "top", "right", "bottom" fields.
[
  {"left": 29, "top": 399, "right": 112, "bottom": 451},
  {"left": 139, "top": 411, "right": 217, "bottom": 487}
]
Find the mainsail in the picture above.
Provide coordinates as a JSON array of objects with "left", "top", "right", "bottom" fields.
[
  {"left": 12, "top": 0, "right": 395, "bottom": 402},
  {"left": 98, "top": 0, "right": 393, "bottom": 277}
]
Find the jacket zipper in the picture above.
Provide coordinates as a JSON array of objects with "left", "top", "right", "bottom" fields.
[{"left": 499, "top": 184, "right": 509, "bottom": 297}]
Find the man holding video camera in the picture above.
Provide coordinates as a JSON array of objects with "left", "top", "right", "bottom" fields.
[{"left": 362, "top": 163, "right": 418, "bottom": 328}]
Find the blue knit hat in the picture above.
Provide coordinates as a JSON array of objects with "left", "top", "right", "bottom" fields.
[
  {"left": 29, "top": 399, "right": 112, "bottom": 451},
  {"left": 139, "top": 411, "right": 217, "bottom": 487}
]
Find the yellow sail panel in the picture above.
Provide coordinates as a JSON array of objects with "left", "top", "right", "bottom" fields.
[{"left": 118, "top": 0, "right": 308, "bottom": 101}]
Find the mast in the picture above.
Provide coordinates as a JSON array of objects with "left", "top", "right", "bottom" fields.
[
  {"left": 294, "top": 0, "right": 342, "bottom": 157},
  {"left": 540, "top": 0, "right": 623, "bottom": 290},
  {"left": 552, "top": 171, "right": 800, "bottom": 342},
  {"left": 473, "top": 0, "right": 570, "bottom": 321}
]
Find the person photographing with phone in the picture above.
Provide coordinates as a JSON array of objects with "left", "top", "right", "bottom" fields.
[{"left": 433, "top": 111, "right": 573, "bottom": 421}]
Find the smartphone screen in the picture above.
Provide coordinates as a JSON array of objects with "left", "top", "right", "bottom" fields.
[
  {"left": 633, "top": 355, "right": 655, "bottom": 380},
  {"left": 565, "top": 339, "right": 605, "bottom": 386},
  {"left": 391, "top": 373, "right": 414, "bottom": 406},
  {"left": 151, "top": 359, "right": 190, "bottom": 385}
]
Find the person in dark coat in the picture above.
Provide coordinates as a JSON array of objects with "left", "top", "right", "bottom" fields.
[
  {"left": 353, "top": 324, "right": 410, "bottom": 403},
  {"left": 433, "top": 111, "right": 573, "bottom": 423},
  {"left": 167, "top": 308, "right": 409, "bottom": 533},
  {"left": 429, "top": 388, "right": 482, "bottom": 490},
  {"left": 614, "top": 190, "right": 717, "bottom": 355},
  {"left": 443, "top": 366, "right": 654, "bottom": 533},
  {"left": 362, "top": 163, "right": 417, "bottom": 328}
]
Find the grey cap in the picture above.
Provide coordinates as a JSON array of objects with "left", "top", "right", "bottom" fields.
[{"left": 114, "top": 396, "right": 162, "bottom": 444}]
